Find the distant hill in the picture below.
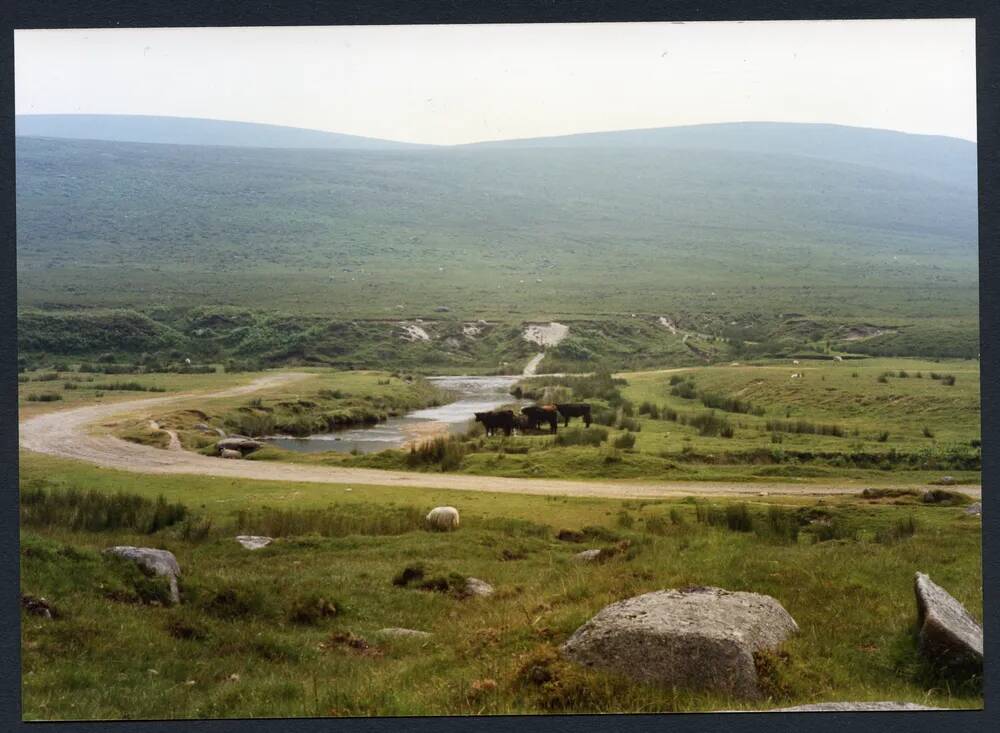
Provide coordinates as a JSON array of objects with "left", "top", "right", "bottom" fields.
[
  {"left": 15, "top": 114, "right": 427, "bottom": 151},
  {"left": 463, "top": 122, "right": 977, "bottom": 188},
  {"left": 15, "top": 132, "right": 977, "bottom": 325}
]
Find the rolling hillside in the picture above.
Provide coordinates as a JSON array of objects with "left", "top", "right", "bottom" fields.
[{"left": 14, "top": 118, "right": 980, "bottom": 366}]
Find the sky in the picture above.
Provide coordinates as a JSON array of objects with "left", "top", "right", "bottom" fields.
[{"left": 15, "top": 19, "right": 977, "bottom": 145}]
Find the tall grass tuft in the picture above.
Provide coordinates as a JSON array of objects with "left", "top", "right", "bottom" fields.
[
  {"left": 20, "top": 487, "right": 188, "bottom": 533},
  {"left": 405, "top": 435, "right": 467, "bottom": 471},
  {"left": 554, "top": 427, "right": 608, "bottom": 447},
  {"left": 234, "top": 504, "right": 426, "bottom": 538}
]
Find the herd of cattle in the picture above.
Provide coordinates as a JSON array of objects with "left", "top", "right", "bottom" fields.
[{"left": 474, "top": 403, "right": 592, "bottom": 436}]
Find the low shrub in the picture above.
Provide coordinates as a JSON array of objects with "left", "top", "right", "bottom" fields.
[
  {"left": 287, "top": 593, "right": 340, "bottom": 625},
  {"left": 612, "top": 432, "right": 636, "bottom": 449},
  {"left": 26, "top": 393, "right": 62, "bottom": 402},
  {"left": 554, "top": 427, "right": 608, "bottom": 447}
]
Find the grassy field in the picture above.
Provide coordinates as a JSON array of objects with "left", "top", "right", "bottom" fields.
[
  {"left": 17, "top": 355, "right": 984, "bottom": 719},
  {"left": 189, "top": 358, "right": 981, "bottom": 485},
  {"left": 19, "top": 463, "right": 982, "bottom": 719}
]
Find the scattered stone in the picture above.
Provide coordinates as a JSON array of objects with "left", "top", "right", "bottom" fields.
[
  {"left": 463, "top": 578, "right": 495, "bottom": 598},
  {"left": 434, "top": 306, "right": 450, "bottom": 312},
  {"left": 235, "top": 535, "right": 273, "bottom": 550},
  {"left": 937, "top": 475, "right": 957, "bottom": 486},
  {"left": 216, "top": 437, "right": 263, "bottom": 455},
  {"left": 104, "top": 546, "right": 181, "bottom": 604},
  {"left": 220, "top": 448, "right": 242, "bottom": 460},
  {"left": 771, "top": 702, "right": 941, "bottom": 712},
  {"left": 320, "top": 631, "right": 382, "bottom": 657},
  {"left": 21, "top": 594, "right": 55, "bottom": 619},
  {"left": 561, "top": 587, "right": 798, "bottom": 699},
  {"left": 914, "top": 572, "right": 983, "bottom": 672},
  {"left": 573, "top": 549, "right": 602, "bottom": 562},
  {"left": 376, "top": 627, "right": 433, "bottom": 640},
  {"left": 426, "top": 506, "right": 460, "bottom": 531},
  {"left": 964, "top": 502, "right": 982, "bottom": 516}
]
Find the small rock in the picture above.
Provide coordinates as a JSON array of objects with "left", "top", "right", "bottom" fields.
[
  {"left": 434, "top": 306, "right": 450, "bottom": 312},
  {"left": 216, "top": 437, "right": 263, "bottom": 455},
  {"left": 104, "top": 546, "right": 181, "bottom": 604},
  {"left": 937, "top": 475, "right": 957, "bottom": 485},
  {"left": 561, "top": 587, "right": 798, "bottom": 699},
  {"left": 771, "top": 702, "right": 941, "bottom": 712},
  {"left": 463, "top": 578, "right": 494, "bottom": 598},
  {"left": 376, "top": 627, "right": 433, "bottom": 639},
  {"left": 914, "top": 572, "right": 983, "bottom": 672},
  {"left": 573, "top": 549, "right": 602, "bottom": 562},
  {"left": 964, "top": 502, "right": 982, "bottom": 516},
  {"left": 235, "top": 536, "right": 273, "bottom": 550},
  {"left": 220, "top": 448, "right": 242, "bottom": 460}
]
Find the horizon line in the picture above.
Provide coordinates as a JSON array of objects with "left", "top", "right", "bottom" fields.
[{"left": 14, "top": 112, "right": 979, "bottom": 147}]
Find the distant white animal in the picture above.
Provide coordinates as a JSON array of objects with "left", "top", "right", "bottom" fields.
[
  {"left": 790, "top": 373, "right": 802, "bottom": 379},
  {"left": 426, "top": 506, "right": 460, "bottom": 532},
  {"left": 185, "top": 358, "right": 192, "bottom": 365},
  {"left": 792, "top": 360, "right": 800, "bottom": 365},
  {"left": 220, "top": 448, "right": 242, "bottom": 459},
  {"left": 834, "top": 356, "right": 843, "bottom": 362}
]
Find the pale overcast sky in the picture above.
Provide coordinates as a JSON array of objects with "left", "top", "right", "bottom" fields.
[{"left": 15, "top": 19, "right": 977, "bottom": 145}]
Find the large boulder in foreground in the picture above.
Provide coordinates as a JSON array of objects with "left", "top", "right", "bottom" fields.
[
  {"left": 772, "top": 702, "right": 941, "bottom": 712},
  {"left": 104, "top": 546, "right": 181, "bottom": 604},
  {"left": 914, "top": 572, "right": 983, "bottom": 672},
  {"left": 561, "top": 587, "right": 798, "bottom": 699}
]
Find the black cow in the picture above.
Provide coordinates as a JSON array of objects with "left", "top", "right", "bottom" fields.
[
  {"left": 521, "top": 404, "right": 559, "bottom": 434},
  {"left": 556, "top": 403, "right": 592, "bottom": 428},
  {"left": 475, "top": 410, "right": 515, "bottom": 436}
]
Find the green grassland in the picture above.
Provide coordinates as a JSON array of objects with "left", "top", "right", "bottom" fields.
[
  {"left": 186, "top": 359, "right": 979, "bottom": 484},
  {"left": 19, "top": 460, "right": 982, "bottom": 719}
]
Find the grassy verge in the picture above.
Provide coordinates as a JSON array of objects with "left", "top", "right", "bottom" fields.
[{"left": 20, "top": 471, "right": 982, "bottom": 719}]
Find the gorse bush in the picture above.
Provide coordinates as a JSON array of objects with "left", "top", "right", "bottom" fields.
[{"left": 20, "top": 487, "right": 188, "bottom": 533}]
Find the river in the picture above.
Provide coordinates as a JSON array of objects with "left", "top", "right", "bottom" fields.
[{"left": 260, "top": 375, "right": 525, "bottom": 454}]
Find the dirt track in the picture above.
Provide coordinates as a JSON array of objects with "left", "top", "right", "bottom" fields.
[{"left": 18, "top": 372, "right": 981, "bottom": 500}]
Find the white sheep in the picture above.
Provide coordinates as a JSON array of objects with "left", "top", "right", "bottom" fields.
[{"left": 426, "top": 506, "right": 460, "bottom": 532}]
